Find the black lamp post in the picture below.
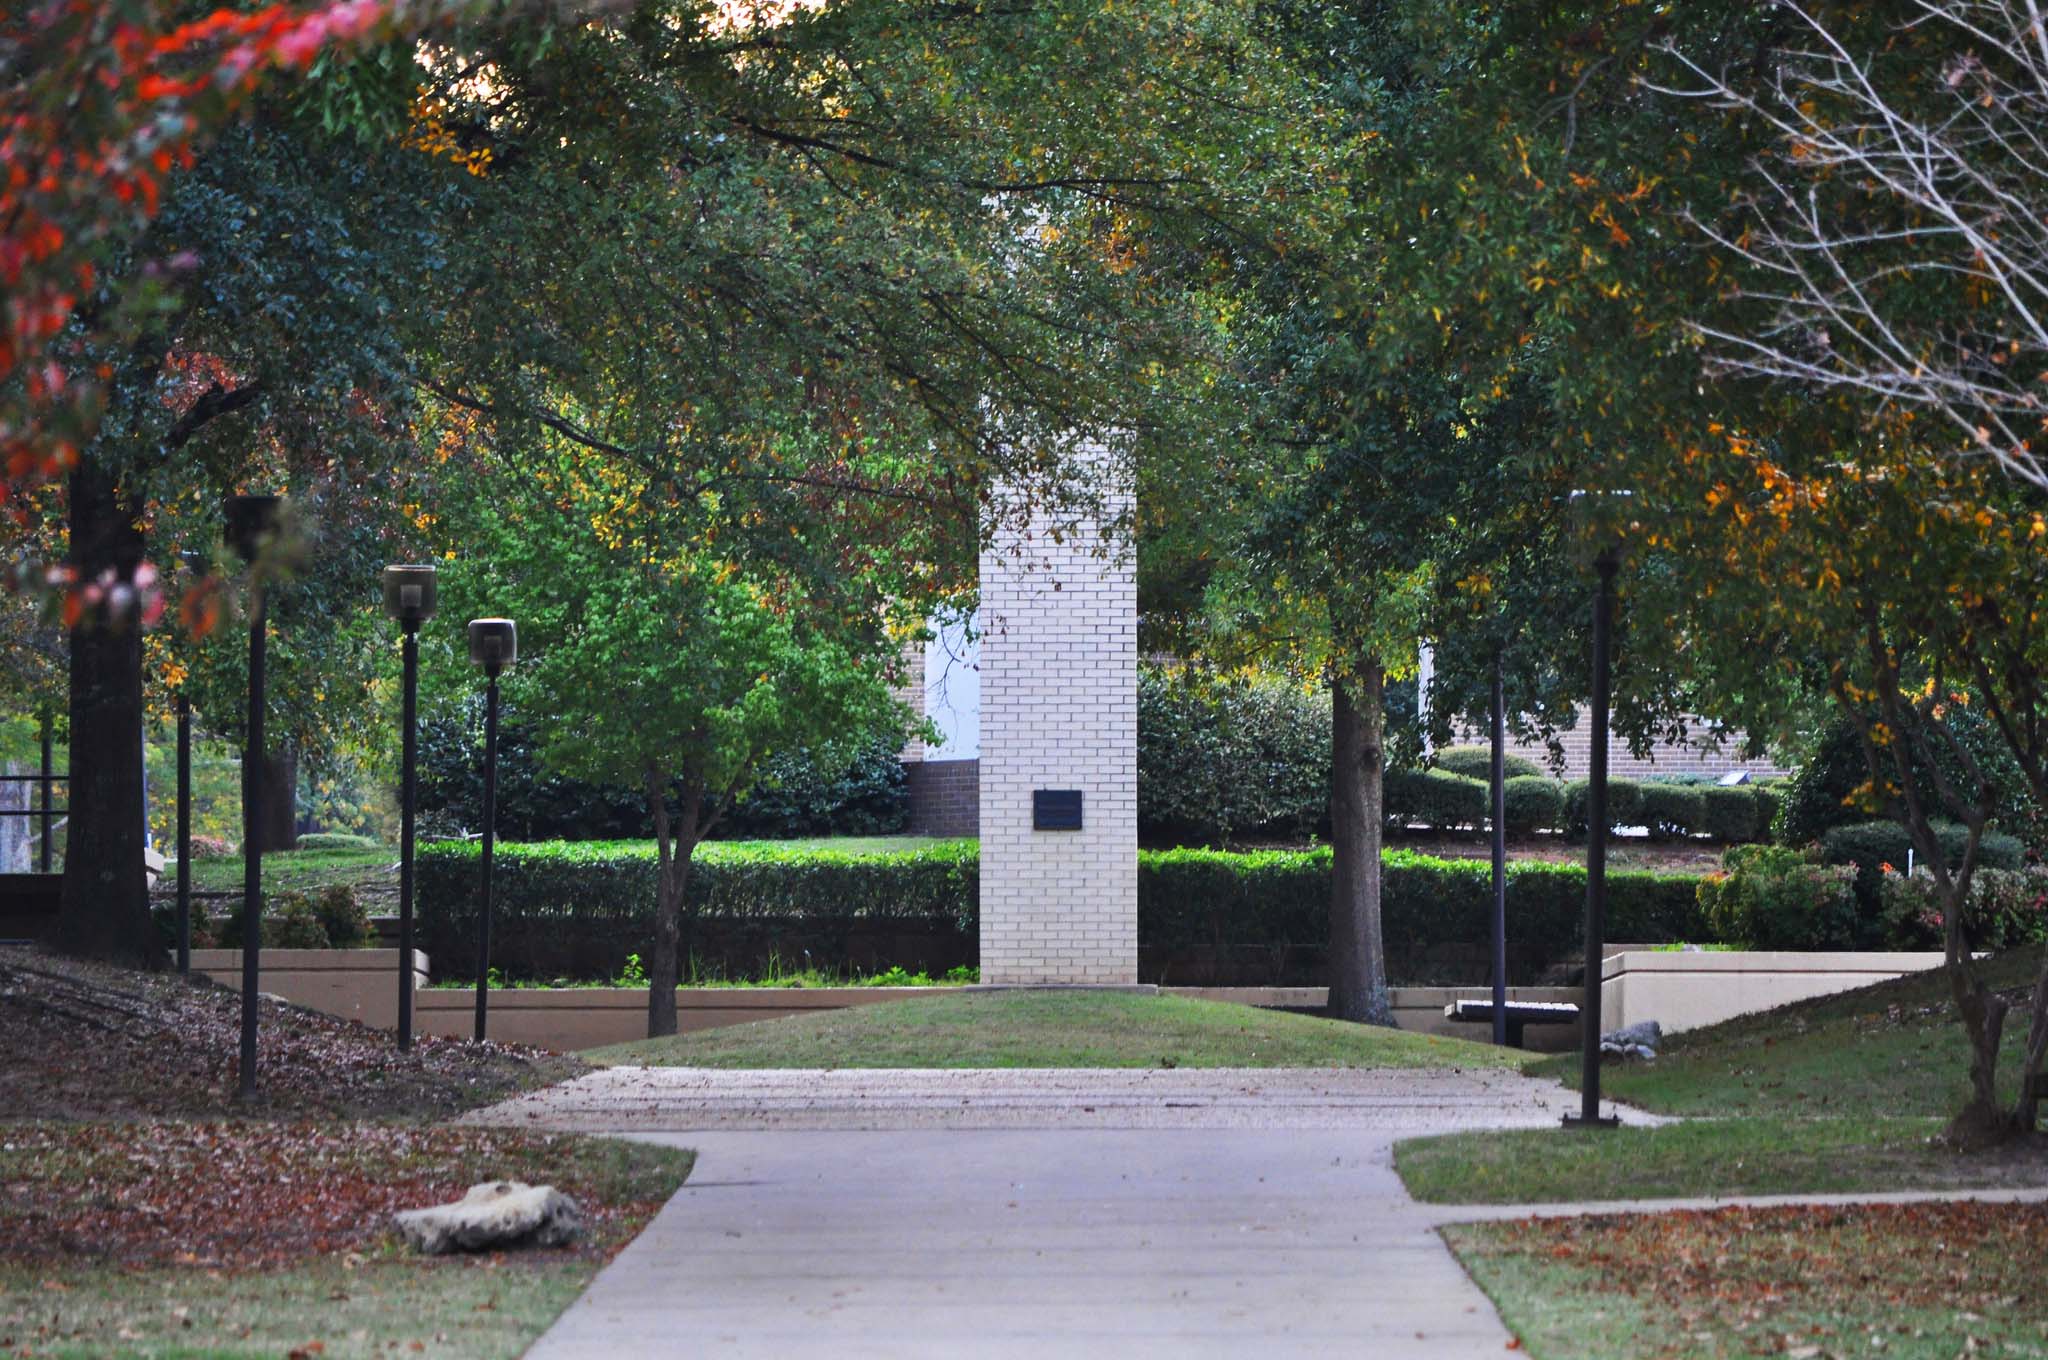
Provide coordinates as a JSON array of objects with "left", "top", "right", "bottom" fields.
[
  {"left": 1489, "top": 645, "right": 1507, "bottom": 1048},
  {"left": 226, "top": 493, "right": 282, "bottom": 1099},
  {"left": 382, "top": 564, "right": 438, "bottom": 1051},
  {"left": 174, "top": 549, "right": 204, "bottom": 979},
  {"left": 36, "top": 711, "right": 53, "bottom": 873},
  {"left": 1565, "top": 489, "right": 1628, "bottom": 1130},
  {"left": 467, "top": 618, "right": 516, "bottom": 1043}
]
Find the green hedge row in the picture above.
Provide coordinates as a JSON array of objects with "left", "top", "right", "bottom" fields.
[
  {"left": 417, "top": 839, "right": 1705, "bottom": 986},
  {"left": 1384, "top": 769, "right": 1776, "bottom": 843}
]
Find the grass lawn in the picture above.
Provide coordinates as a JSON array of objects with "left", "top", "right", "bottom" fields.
[
  {"left": 1399, "top": 1116, "right": 2048, "bottom": 1203},
  {"left": 589, "top": 987, "right": 1534, "bottom": 1070},
  {"left": 0, "top": 948, "right": 691, "bottom": 1358},
  {"left": 0, "top": 1124, "right": 691, "bottom": 1360},
  {"left": 1450, "top": 1201, "right": 2048, "bottom": 1360},
  {"left": 1396, "top": 949, "right": 2048, "bottom": 1205},
  {"left": 1537, "top": 947, "right": 2048, "bottom": 1120}
]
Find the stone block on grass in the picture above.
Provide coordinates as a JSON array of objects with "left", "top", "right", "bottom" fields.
[{"left": 393, "top": 1181, "right": 584, "bottom": 1255}]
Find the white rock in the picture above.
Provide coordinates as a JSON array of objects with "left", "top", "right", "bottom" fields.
[{"left": 393, "top": 1181, "right": 584, "bottom": 1255}]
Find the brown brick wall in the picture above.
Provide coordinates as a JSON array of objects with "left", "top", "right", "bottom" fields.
[
  {"left": 905, "top": 758, "right": 979, "bottom": 837},
  {"left": 1459, "top": 707, "right": 1790, "bottom": 781}
]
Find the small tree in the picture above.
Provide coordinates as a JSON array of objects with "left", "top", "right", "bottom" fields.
[{"left": 481, "top": 504, "right": 908, "bottom": 1038}]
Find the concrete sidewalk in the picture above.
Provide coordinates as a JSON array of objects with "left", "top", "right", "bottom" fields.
[
  {"left": 526, "top": 1127, "right": 1516, "bottom": 1360},
  {"left": 465, "top": 1063, "right": 1636, "bottom": 1133},
  {"left": 504, "top": 1066, "right": 1643, "bottom": 1358}
]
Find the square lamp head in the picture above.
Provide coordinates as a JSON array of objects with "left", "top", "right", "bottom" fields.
[
  {"left": 381, "top": 564, "right": 439, "bottom": 626},
  {"left": 468, "top": 618, "right": 517, "bottom": 671},
  {"left": 224, "top": 495, "right": 284, "bottom": 565},
  {"left": 1567, "top": 487, "right": 1636, "bottom": 569}
]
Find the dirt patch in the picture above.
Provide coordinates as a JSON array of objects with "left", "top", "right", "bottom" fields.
[
  {"left": 1386, "top": 830, "right": 1723, "bottom": 874},
  {"left": 1469, "top": 1201, "right": 2048, "bottom": 1356},
  {"left": 0, "top": 1122, "right": 684, "bottom": 1270},
  {"left": 0, "top": 946, "right": 586, "bottom": 1122}
]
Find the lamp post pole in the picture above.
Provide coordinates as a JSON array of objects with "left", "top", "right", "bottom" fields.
[
  {"left": 466, "top": 619, "right": 516, "bottom": 1044},
  {"left": 383, "top": 564, "right": 439, "bottom": 1053},
  {"left": 1566, "top": 547, "right": 1622, "bottom": 1129},
  {"left": 240, "top": 584, "right": 265, "bottom": 1098},
  {"left": 176, "top": 690, "right": 191, "bottom": 976},
  {"left": 398, "top": 621, "right": 419, "bottom": 1048},
  {"left": 1489, "top": 646, "right": 1507, "bottom": 1048},
  {"left": 475, "top": 663, "right": 499, "bottom": 1042},
  {"left": 37, "top": 712, "right": 53, "bottom": 872},
  {"left": 227, "top": 494, "right": 281, "bottom": 1101}
]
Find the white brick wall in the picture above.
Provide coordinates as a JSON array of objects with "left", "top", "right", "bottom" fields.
[{"left": 977, "top": 473, "right": 1137, "bottom": 985}]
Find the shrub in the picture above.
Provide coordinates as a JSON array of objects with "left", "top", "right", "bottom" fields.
[
  {"left": 720, "top": 734, "right": 910, "bottom": 839},
  {"left": 1501, "top": 776, "right": 1565, "bottom": 836},
  {"left": 182, "top": 835, "right": 235, "bottom": 861},
  {"left": 1752, "top": 784, "right": 1782, "bottom": 838},
  {"left": 1697, "top": 844, "right": 1858, "bottom": 950},
  {"left": 216, "top": 891, "right": 331, "bottom": 949},
  {"left": 1384, "top": 768, "right": 1489, "bottom": 832},
  {"left": 418, "top": 838, "right": 980, "bottom": 984},
  {"left": 311, "top": 884, "right": 370, "bottom": 948},
  {"left": 1698, "top": 785, "right": 1763, "bottom": 844},
  {"left": 1638, "top": 783, "right": 1709, "bottom": 841},
  {"left": 1137, "top": 666, "right": 1329, "bottom": 846},
  {"left": 418, "top": 699, "right": 908, "bottom": 842},
  {"left": 1818, "top": 820, "right": 2025, "bottom": 914},
  {"left": 1561, "top": 777, "right": 1643, "bottom": 837},
  {"left": 419, "top": 837, "right": 1706, "bottom": 986},
  {"left": 1774, "top": 707, "right": 2040, "bottom": 847},
  {"left": 295, "top": 832, "right": 380, "bottom": 851},
  {"left": 1878, "top": 865, "right": 2048, "bottom": 951},
  {"left": 1433, "top": 745, "right": 1545, "bottom": 781},
  {"left": 150, "top": 900, "right": 218, "bottom": 950}
]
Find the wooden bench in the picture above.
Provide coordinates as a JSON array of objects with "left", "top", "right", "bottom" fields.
[{"left": 1443, "top": 998, "right": 1580, "bottom": 1049}]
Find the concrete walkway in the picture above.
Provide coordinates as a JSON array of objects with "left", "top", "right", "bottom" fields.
[
  {"left": 493, "top": 1066, "right": 1649, "bottom": 1359},
  {"left": 465, "top": 1063, "right": 1636, "bottom": 1133}
]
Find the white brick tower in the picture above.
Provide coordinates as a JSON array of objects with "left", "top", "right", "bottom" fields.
[{"left": 976, "top": 468, "right": 1138, "bottom": 984}]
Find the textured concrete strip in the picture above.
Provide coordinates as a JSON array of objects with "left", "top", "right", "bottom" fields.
[
  {"left": 463, "top": 1064, "right": 1663, "bottom": 1132},
  {"left": 525, "top": 1128, "right": 1519, "bottom": 1360},
  {"left": 1426, "top": 1183, "right": 2048, "bottom": 1224}
]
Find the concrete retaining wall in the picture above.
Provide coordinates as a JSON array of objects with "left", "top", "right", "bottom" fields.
[
  {"left": 189, "top": 947, "right": 427, "bottom": 1031},
  {"left": 1601, "top": 949, "right": 1948, "bottom": 1034}
]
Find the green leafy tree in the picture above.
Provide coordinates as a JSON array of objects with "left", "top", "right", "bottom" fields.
[{"left": 444, "top": 472, "right": 910, "bottom": 1038}]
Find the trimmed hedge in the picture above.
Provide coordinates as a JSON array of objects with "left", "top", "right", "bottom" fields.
[
  {"left": 1562, "top": 777, "right": 1643, "bottom": 836},
  {"left": 1433, "top": 745, "right": 1545, "bottom": 781},
  {"left": 1502, "top": 776, "right": 1566, "bottom": 836},
  {"left": 1639, "top": 784, "right": 1708, "bottom": 842},
  {"left": 418, "top": 838, "right": 977, "bottom": 983},
  {"left": 418, "top": 838, "right": 1705, "bottom": 987},
  {"left": 1383, "top": 768, "right": 1490, "bottom": 832}
]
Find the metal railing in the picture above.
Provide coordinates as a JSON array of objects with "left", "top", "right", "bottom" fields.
[{"left": 0, "top": 770, "right": 66, "bottom": 873}]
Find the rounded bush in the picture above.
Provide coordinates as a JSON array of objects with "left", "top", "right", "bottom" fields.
[
  {"left": 1433, "top": 745, "right": 1544, "bottom": 782},
  {"left": 1639, "top": 783, "right": 1709, "bottom": 841},
  {"left": 1384, "top": 768, "right": 1489, "bottom": 832},
  {"left": 1698, "top": 785, "right": 1763, "bottom": 843},
  {"left": 296, "top": 832, "right": 380, "bottom": 851},
  {"left": 1501, "top": 776, "right": 1565, "bottom": 835},
  {"left": 1562, "top": 778, "right": 1644, "bottom": 837}
]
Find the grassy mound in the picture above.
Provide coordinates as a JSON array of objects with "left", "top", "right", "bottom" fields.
[
  {"left": 1397, "top": 949, "right": 2048, "bottom": 1205},
  {"left": 590, "top": 987, "right": 1533, "bottom": 1070}
]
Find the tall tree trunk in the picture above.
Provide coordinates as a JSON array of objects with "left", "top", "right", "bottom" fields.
[
  {"left": 1328, "top": 662, "right": 1392, "bottom": 1025},
  {"left": 253, "top": 743, "right": 298, "bottom": 852},
  {"left": 644, "top": 771, "right": 702, "bottom": 1039},
  {"left": 57, "top": 460, "right": 160, "bottom": 967}
]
